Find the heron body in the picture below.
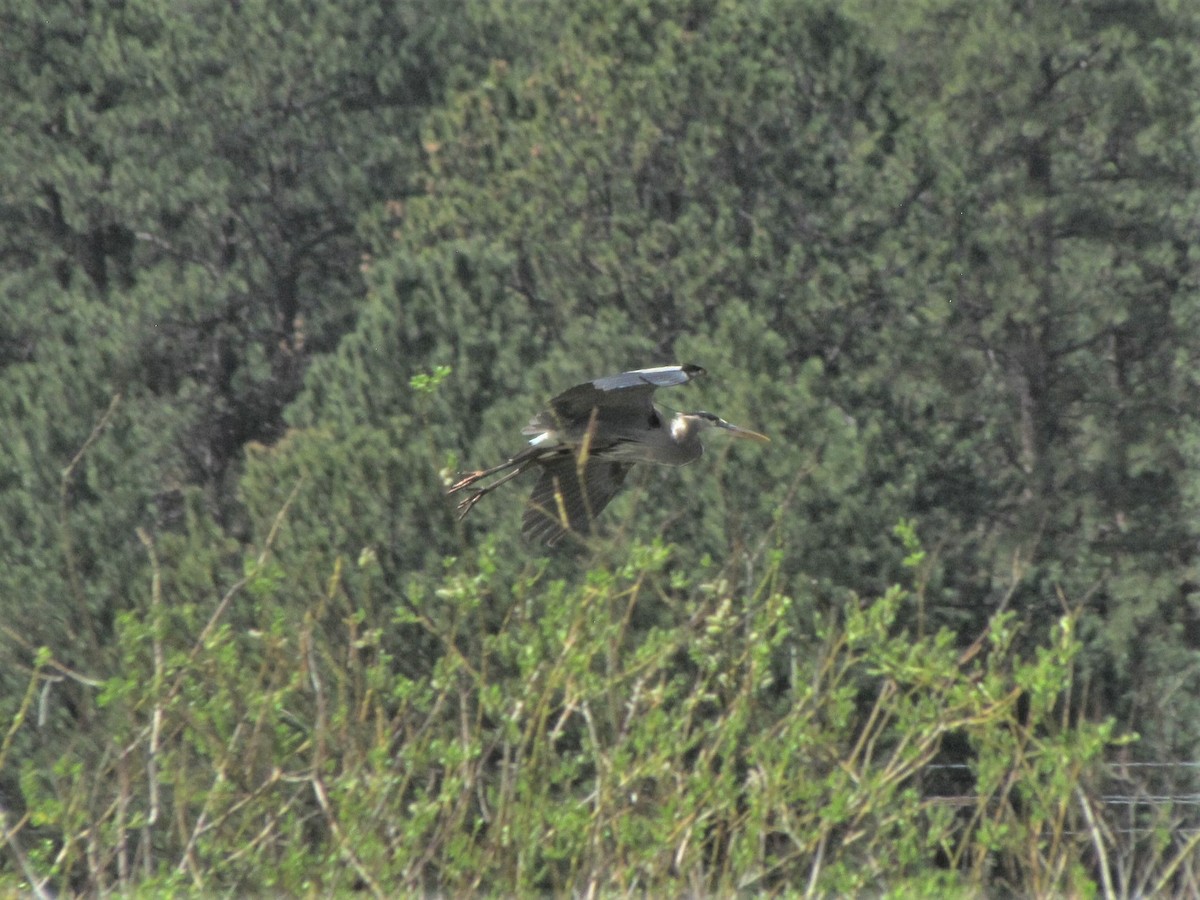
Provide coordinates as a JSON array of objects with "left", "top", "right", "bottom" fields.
[{"left": 448, "top": 365, "right": 768, "bottom": 545}]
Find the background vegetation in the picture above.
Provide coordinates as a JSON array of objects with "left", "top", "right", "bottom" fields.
[{"left": 2, "top": 0, "right": 1198, "bottom": 893}]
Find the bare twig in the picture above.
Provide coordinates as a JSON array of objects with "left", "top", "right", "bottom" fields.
[
  {"left": 167, "top": 478, "right": 304, "bottom": 701},
  {"left": 310, "top": 775, "right": 383, "bottom": 897},
  {"left": 0, "top": 805, "right": 51, "bottom": 900},
  {"left": 0, "top": 626, "right": 102, "bottom": 687},
  {"left": 0, "top": 658, "right": 43, "bottom": 772},
  {"left": 1076, "top": 786, "right": 1115, "bottom": 900},
  {"left": 135, "top": 528, "right": 165, "bottom": 877},
  {"left": 1150, "top": 827, "right": 1200, "bottom": 898},
  {"left": 59, "top": 393, "right": 122, "bottom": 620}
]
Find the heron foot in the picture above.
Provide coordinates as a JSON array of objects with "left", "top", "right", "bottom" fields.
[
  {"left": 454, "top": 489, "right": 487, "bottom": 520},
  {"left": 449, "top": 462, "right": 531, "bottom": 520},
  {"left": 448, "top": 471, "right": 486, "bottom": 494}
]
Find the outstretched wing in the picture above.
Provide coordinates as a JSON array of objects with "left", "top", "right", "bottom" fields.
[
  {"left": 524, "top": 364, "right": 705, "bottom": 436},
  {"left": 522, "top": 456, "right": 633, "bottom": 546},
  {"left": 588, "top": 364, "right": 705, "bottom": 393}
]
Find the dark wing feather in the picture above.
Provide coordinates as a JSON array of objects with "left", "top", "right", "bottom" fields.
[
  {"left": 527, "top": 364, "right": 705, "bottom": 433},
  {"left": 522, "top": 456, "right": 633, "bottom": 546}
]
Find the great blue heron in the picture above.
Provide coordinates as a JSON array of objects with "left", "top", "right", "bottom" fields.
[{"left": 448, "top": 364, "right": 769, "bottom": 545}]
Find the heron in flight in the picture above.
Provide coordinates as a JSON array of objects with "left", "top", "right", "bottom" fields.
[{"left": 449, "top": 365, "right": 769, "bottom": 545}]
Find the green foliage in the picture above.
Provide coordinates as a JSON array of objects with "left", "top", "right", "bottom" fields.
[
  {"left": 1, "top": 527, "right": 1133, "bottom": 895},
  {"left": 0, "top": 0, "right": 514, "bottom": 884},
  {"left": 839, "top": 0, "right": 1200, "bottom": 754},
  {"left": 4, "top": 0, "right": 1200, "bottom": 892},
  {"left": 410, "top": 364, "right": 454, "bottom": 395}
]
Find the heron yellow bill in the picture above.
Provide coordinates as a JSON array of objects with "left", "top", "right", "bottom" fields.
[{"left": 719, "top": 421, "right": 770, "bottom": 442}]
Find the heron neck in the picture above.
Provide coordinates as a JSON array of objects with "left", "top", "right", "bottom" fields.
[{"left": 671, "top": 414, "right": 694, "bottom": 442}]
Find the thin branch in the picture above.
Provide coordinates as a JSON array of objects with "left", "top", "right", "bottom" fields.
[
  {"left": 134, "top": 231, "right": 222, "bottom": 280},
  {"left": 166, "top": 478, "right": 304, "bottom": 702},
  {"left": 310, "top": 775, "right": 383, "bottom": 898},
  {"left": 0, "top": 625, "right": 104, "bottom": 688},
  {"left": 0, "top": 805, "right": 51, "bottom": 900},
  {"left": 1150, "top": 827, "right": 1200, "bottom": 898},
  {"left": 135, "top": 528, "right": 165, "bottom": 876},
  {"left": 1076, "top": 786, "right": 1115, "bottom": 900},
  {"left": 0, "top": 656, "right": 44, "bottom": 771},
  {"left": 59, "top": 393, "right": 122, "bottom": 616}
]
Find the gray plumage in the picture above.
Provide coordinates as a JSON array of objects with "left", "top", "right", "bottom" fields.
[{"left": 448, "top": 364, "right": 768, "bottom": 546}]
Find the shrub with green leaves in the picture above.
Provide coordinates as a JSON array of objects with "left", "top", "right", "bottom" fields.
[{"left": 2, "top": 524, "right": 1135, "bottom": 895}]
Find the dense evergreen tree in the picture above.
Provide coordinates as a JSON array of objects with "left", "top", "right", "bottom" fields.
[
  {"left": 0, "top": 0, "right": 504, "bottom": 850},
  {"left": 3, "top": 0, "right": 1198, "bottom": 891},
  {"left": 276, "top": 0, "right": 908, "bottom": 584},
  {"left": 249, "top": 0, "right": 1200, "bottom": 754},
  {"left": 844, "top": 0, "right": 1200, "bottom": 754}
]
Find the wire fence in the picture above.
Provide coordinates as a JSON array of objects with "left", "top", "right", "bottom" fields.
[{"left": 923, "top": 761, "right": 1200, "bottom": 838}]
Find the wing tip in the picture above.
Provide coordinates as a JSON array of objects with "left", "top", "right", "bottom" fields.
[{"left": 590, "top": 363, "right": 706, "bottom": 392}]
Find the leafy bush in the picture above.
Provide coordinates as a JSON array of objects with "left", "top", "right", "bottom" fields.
[{"left": 2, "top": 517, "right": 1140, "bottom": 895}]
